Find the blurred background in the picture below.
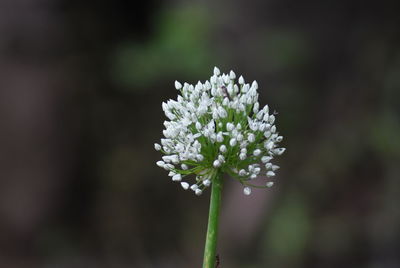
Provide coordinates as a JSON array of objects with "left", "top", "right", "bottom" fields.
[{"left": 1, "top": 0, "right": 400, "bottom": 267}]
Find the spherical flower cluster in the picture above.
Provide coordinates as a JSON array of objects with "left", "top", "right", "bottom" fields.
[{"left": 155, "top": 67, "right": 285, "bottom": 195}]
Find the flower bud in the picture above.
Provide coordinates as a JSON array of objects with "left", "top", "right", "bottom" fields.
[
  {"left": 243, "top": 187, "right": 251, "bottom": 195},
  {"left": 181, "top": 182, "right": 189, "bottom": 190},
  {"left": 175, "top": 80, "right": 182, "bottom": 90},
  {"left": 266, "top": 181, "right": 274, "bottom": 187},
  {"left": 213, "top": 66, "right": 220, "bottom": 76},
  {"left": 154, "top": 143, "right": 161, "bottom": 151},
  {"left": 229, "top": 70, "right": 236, "bottom": 79}
]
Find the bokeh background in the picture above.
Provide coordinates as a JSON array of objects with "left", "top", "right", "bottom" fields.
[{"left": 1, "top": 0, "right": 400, "bottom": 267}]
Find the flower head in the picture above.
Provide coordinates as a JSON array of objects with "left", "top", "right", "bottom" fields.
[{"left": 155, "top": 67, "right": 285, "bottom": 195}]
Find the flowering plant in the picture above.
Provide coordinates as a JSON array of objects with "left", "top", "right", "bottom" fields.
[
  {"left": 155, "top": 67, "right": 285, "bottom": 195},
  {"left": 155, "top": 67, "right": 285, "bottom": 267}
]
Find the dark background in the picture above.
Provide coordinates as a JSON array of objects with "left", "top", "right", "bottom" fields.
[{"left": 1, "top": 0, "right": 400, "bottom": 267}]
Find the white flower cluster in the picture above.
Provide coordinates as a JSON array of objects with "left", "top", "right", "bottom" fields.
[{"left": 155, "top": 67, "right": 285, "bottom": 196}]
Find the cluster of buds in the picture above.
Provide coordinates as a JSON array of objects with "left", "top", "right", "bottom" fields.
[{"left": 155, "top": 67, "right": 285, "bottom": 195}]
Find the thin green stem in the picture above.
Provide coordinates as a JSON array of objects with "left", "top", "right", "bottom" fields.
[{"left": 202, "top": 173, "right": 223, "bottom": 268}]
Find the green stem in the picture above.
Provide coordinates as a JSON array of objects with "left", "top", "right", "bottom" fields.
[{"left": 202, "top": 173, "right": 223, "bottom": 268}]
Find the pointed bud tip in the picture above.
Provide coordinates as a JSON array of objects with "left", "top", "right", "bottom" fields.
[
  {"left": 175, "top": 80, "right": 182, "bottom": 89},
  {"left": 213, "top": 66, "right": 220, "bottom": 76}
]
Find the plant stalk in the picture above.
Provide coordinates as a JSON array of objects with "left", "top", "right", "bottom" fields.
[{"left": 202, "top": 173, "right": 223, "bottom": 268}]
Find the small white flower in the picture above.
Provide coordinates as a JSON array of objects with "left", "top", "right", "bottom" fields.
[
  {"left": 220, "top": 145, "right": 227, "bottom": 153},
  {"left": 253, "top": 102, "right": 259, "bottom": 114},
  {"left": 191, "top": 184, "right": 199, "bottom": 191},
  {"left": 195, "top": 188, "right": 203, "bottom": 196},
  {"left": 216, "top": 132, "right": 224, "bottom": 143},
  {"left": 269, "top": 114, "right": 275, "bottom": 124},
  {"left": 261, "top": 156, "right": 273, "bottom": 163},
  {"left": 175, "top": 80, "right": 182, "bottom": 90},
  {"left": 271, "top": 165, "right": 280, "bottom": 171},
  {"left": 154, "top": 143, "right": 161, "bottom": 151},
  {"left": 156, "top": 161, "right": 165, "bottom": 168},
  {"left": 196, "top": 154, "right": 204, "bottom": 161},
  {"left": 238, "top": 76, "right": 245, "bottom": 84},
  {"left": 273, "top": 148, "right": 286, "bottom": 155},
  {"left": 226, "top": 122, "right": 234, "bottom": 131},
  {"left": 196, "top": 122, "right": 202, "bottom": 130},
  {"left": 243, "top": 187, "right": 251, "bottom": 195},
  {"left": 229, "top": 138, "right": 237, "bottom": 147},
  {"left": 181, "top": 164, "right": 189, "bottom": 170},
  {"left": 172, "top": 174, "right": 182, "bottom": 181},
  {"left": 181, "top": 182, "right": 189, "bottom": 190},
  {"left": 203, "top": 179, "right": 211, "bottom": 187},
  {"left": 251, "top": 80, "right": 258, "bottom": 90},
  {"left": 266, "top": 181, "right": 274, "bottom": 187},
  {"left": 265, "top": 141, "right": 274, "bottom": 150},
  {"left": 213, "top": 66, "right": 220, "bottom": 76},
  {"left": 229, "top": 70, "right": 236, "bottom": 79},
  {"left": 223, "top": 75, "right": 230, "bottom": 84},
  {"left": 253, "top": 149, "right": 261, "bottom": 156},
  {"left": 266, "top": 171, "right": 275, "bottom": 177},
  {"left": 213, "top": 159, "right": 221, "bottom": 168}
]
